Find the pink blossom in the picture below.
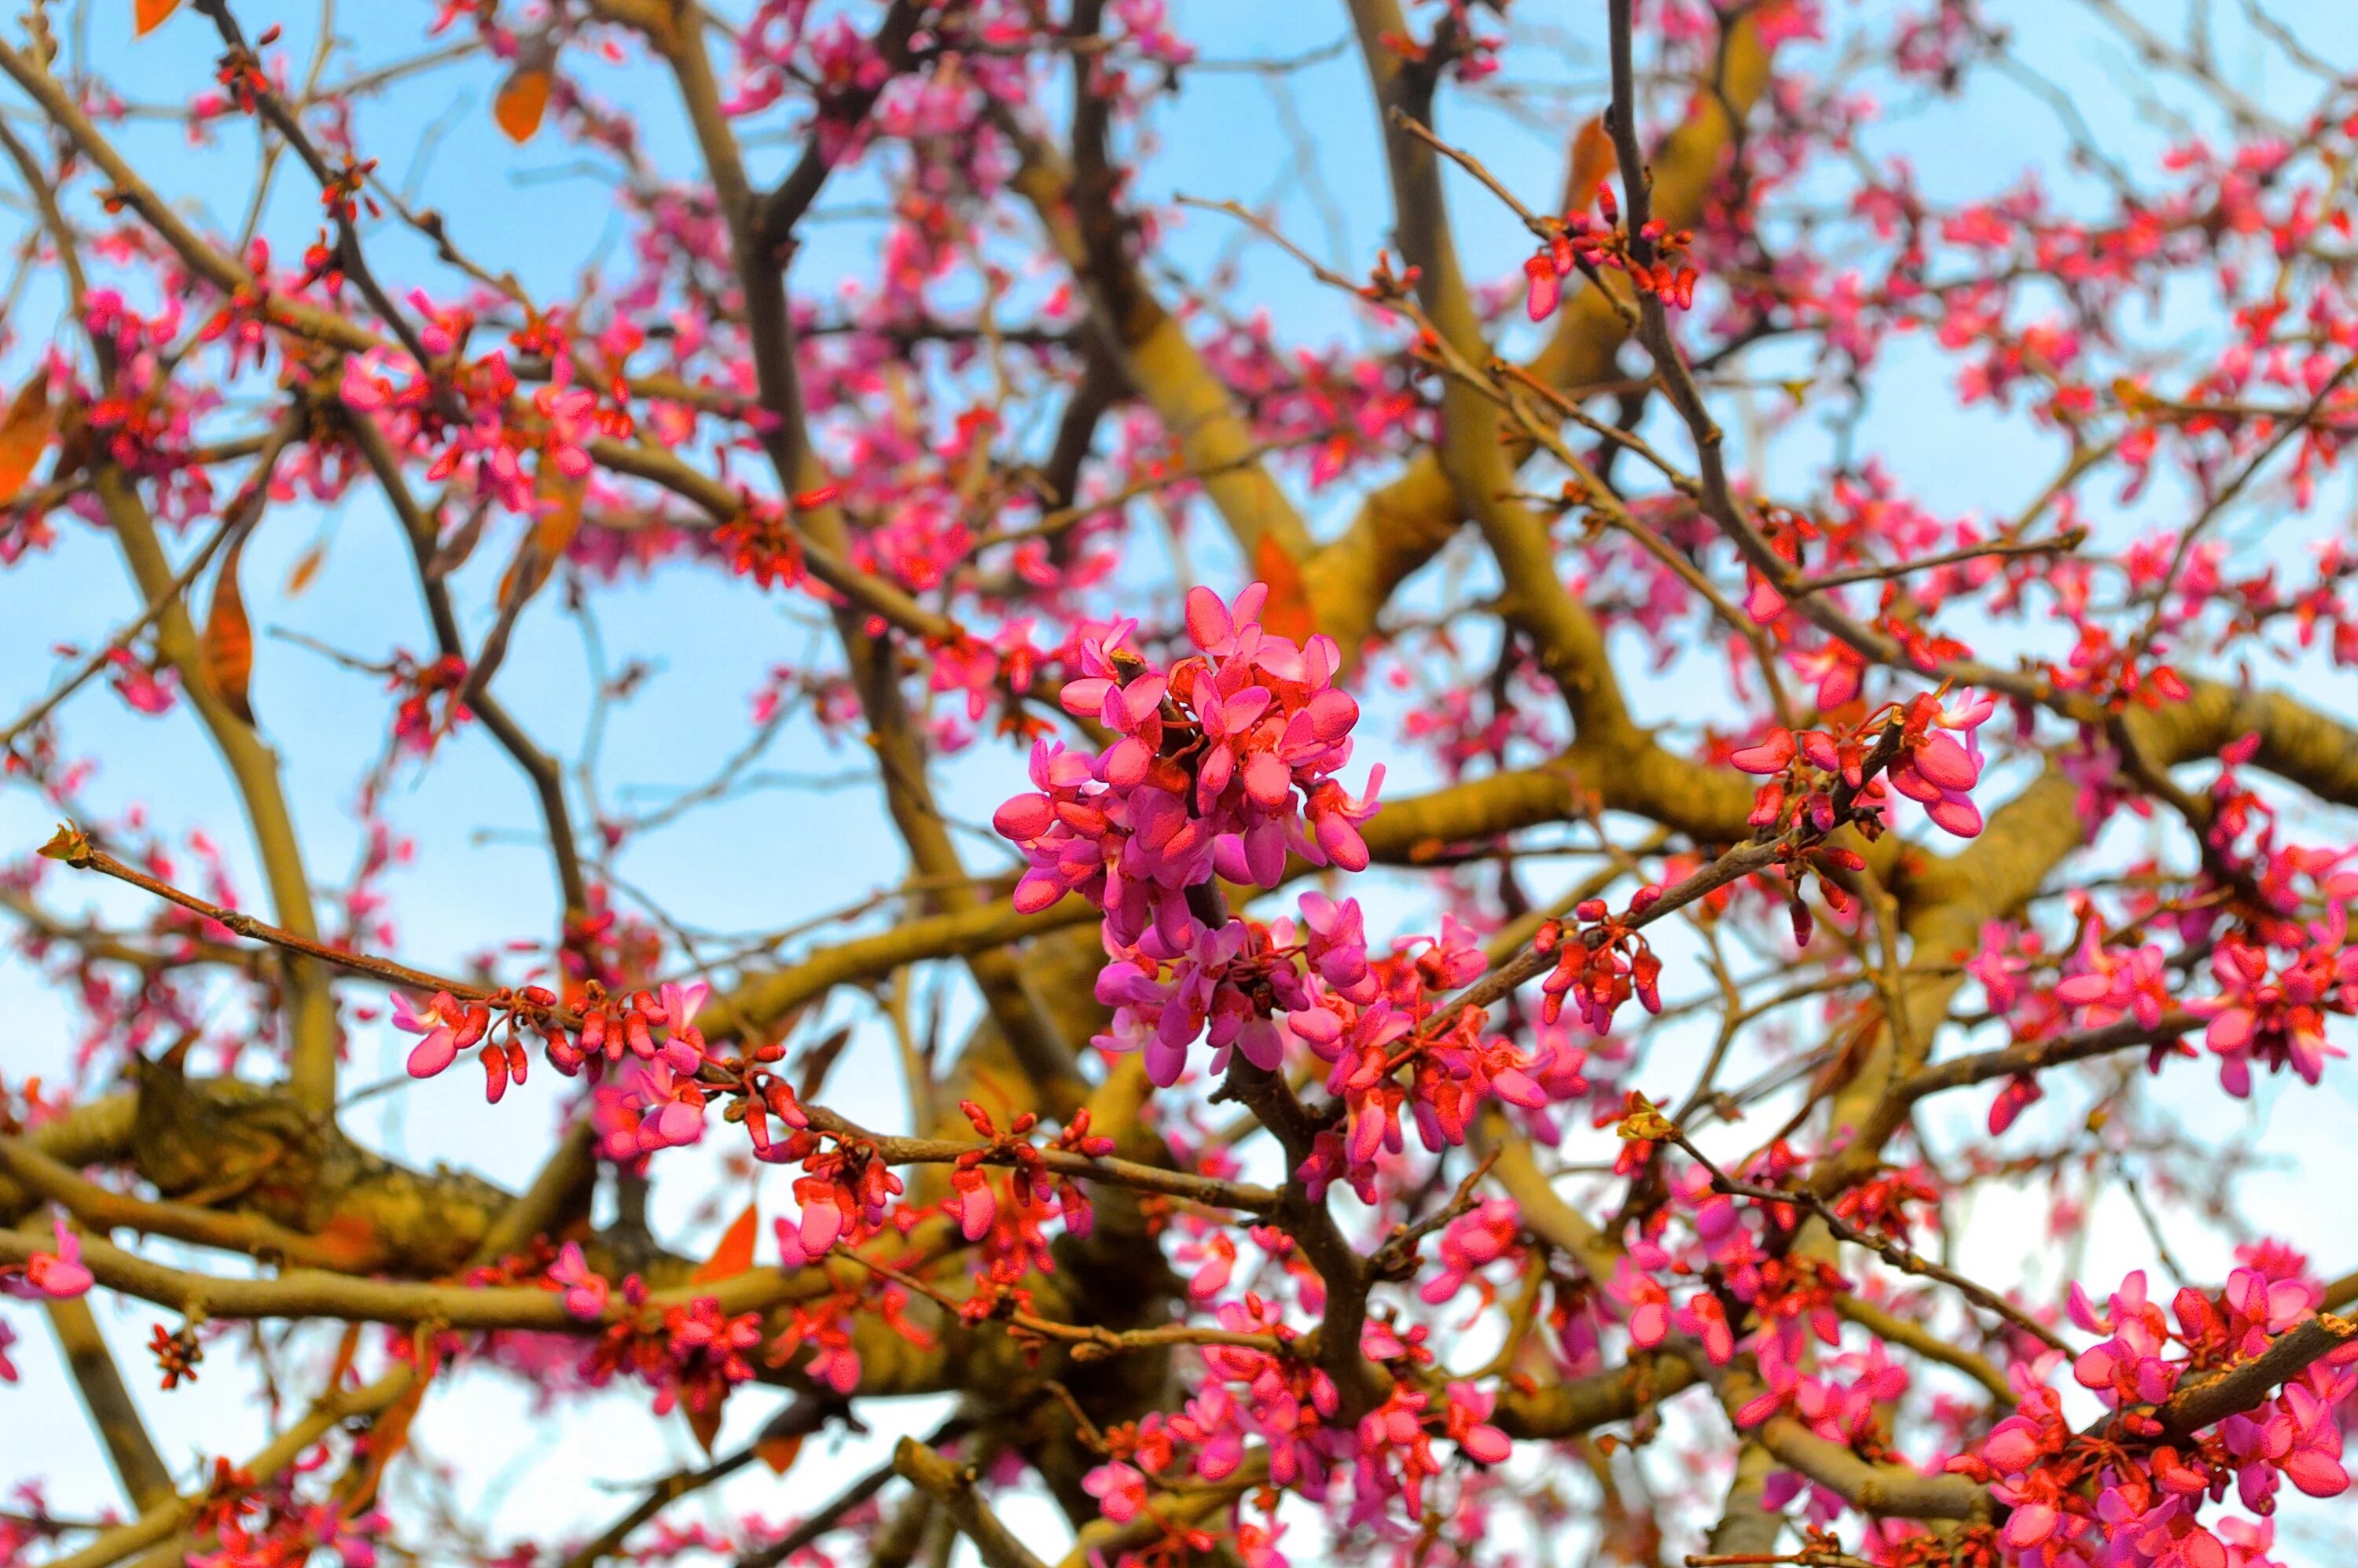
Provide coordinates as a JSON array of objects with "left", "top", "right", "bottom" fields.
[{"left": 5, "top": 1221, "right": 94, "bottom": 1301}]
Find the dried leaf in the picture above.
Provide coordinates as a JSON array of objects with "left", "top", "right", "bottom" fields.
[
  {"left": 0, "top": 372, "right": 56, "bottom": 502},
  {"left": 340, "top": 1375, "right": 426, "bottom": 1512},
  {"left": 202, "top": 531, "right": 255, "bottom": 725},
  {"left": 493, "top": 68, "right": 549, "bottom": 144},
  {"left": 493, "top": 49, "right": 553, "bottom": 144},
  {"left": 314, "top": 1212, "right": 385, "bottom": 1269},
  {"left": 532, "top": 463, "right": 587, "bottom": 558},
  {"left": 284, "top": 540, "right": 326, "bottom": 597},
  {"left": 755, "top": 1432, "right": 804, "bottom": 1476},
  {"left": 498, "top": 457, "right": 585, "bottom": 608},
  {"left": 685, "top": 1395, "right": 725, "bottom": 1457},
  {"left": 795, "top": 1023, "right": 855, "bottom": 1102},
  {"left": 428, "top": 499, "right": 490, "bottom": 582},
  {"left": 1252, "top": 532, "right": 1315, "bottom": 644},
  {"left": 1562, "top": 115, "right": 1618, "bottom": 216},
  {"left": 324, "top": 1324, "right": 364, "bottom": 1394},
  {"left": 134, "top": 0, "right": 181, "bottom": 37},
  {"left": 691, "top": 1203, "right": 759, "bottom": 1284}
]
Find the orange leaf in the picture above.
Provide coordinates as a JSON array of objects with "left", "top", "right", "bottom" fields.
[
  {"left": 685, "top": 1394, "right": 725, "bottom": 1456},
  {"left": 341, "top": 1375, "right": 426, "bottom": 1511},
  {"left": 691, "top": 1203, "right": 759, "bottom": 1284},
  {"left": 1252, "top": 533, "right": 1315, "bottom": 644},
  {"left": 429, "top": 499, "right": 490, "bottom": 582},
  {"left": 794, "top": 1023, "right": 855, "bottom": 1102},
  {"left": 313, "top": 1212, "right": 385, "bottom": 1269},
  {"left": 0, "top": 372, "right": 56, "bottom": 502},
  {"left": 1563, "top": 115, "right": 1618, "bottom": 216},
  {"left": 755, "top": 1432, "right": 804, "bottom": 1476},
  {"left": 497, "top": 457, "right": 584, "bottom": 608},
  {"left": 202, "top": 531, "right": 255, "bottom": 725},
  {"left": 534, "top": 462, "right": 587, "bottom": 557},
  {"left": 285, "top": 540, "right": 326, "bottom": 597},
  {"left": 134, "top": 0, "right": 180, "bottom": 37},
  {"left": 324, "top": 1324, "right": 364, "bottom": 1394},
  {"left": 494, "top": 65, "right": 552, "bottom": 144}
]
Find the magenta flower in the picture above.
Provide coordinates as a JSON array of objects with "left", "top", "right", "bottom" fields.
[
  {"left": 549, "top": 1242, "right": 610, "bottom": 1321},
  {"left": 8, "top": 1220, "right": 95, "bottom": 1301},
  {"left": 395, "top": 990, "right": 488, "bottom": 1079}
]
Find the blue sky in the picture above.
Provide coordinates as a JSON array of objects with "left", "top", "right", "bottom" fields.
[{"left": 6, "top": 0, "right": 2358, "bottom": 1562}]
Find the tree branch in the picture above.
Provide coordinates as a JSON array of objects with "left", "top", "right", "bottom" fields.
[{"left": 891, "top": 1437, "right": 1052, "bottom": 1568}]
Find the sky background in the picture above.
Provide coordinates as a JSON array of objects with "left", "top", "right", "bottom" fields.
[{"left": 6, "top": 0, "right": 2358, "bottom": 1563}]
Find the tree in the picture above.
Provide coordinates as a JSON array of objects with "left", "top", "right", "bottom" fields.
[{"left": 4, "top": 0, "right": 2358, "bottom": 1564}]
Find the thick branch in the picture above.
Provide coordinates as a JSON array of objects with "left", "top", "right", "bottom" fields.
[
  {"left": 43, "top": 1291, "right": 175, "bottom": 1512},
  {"left": 655, "top": 3, "right": 1080, "bottom": 1113},
  {"left": 2156, "top": 1311, "right": 2358, "bottom": 1438},
  {"left": 91, "top": 448, "right": 340, "bottom": 1117},
  {"left": 891, "top": 1438, "right": 1052, "bottom": 1568},
  {"left": 1754, "top": 1416, "right": 1991, "bottom": 1521}
]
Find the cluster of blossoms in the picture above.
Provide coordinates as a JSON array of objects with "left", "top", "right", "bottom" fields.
[
  {"left": 2194, "top": 933, "right": 2357, "bottom": 1098},
  {"left": 339, "top": 305, "right": 630, "bottom": 525},
  {"left": 393, "top": 987, "right": 540, "bottom": 1102},
  {"left": 994, "top": 585, "right": 1384, "bottom": 1072},
  {"left": 1730, "top": 689, "right": 1994, "bottom": 841},
  {"left": 395, "top": 975, "right": 726, "bottom": 1149},
  {"left": 180, "top": 1463, "right": 387, "bottom": 1568},
  {"left": 511, "top": 1231, "right": 903, "bottom": 1414},
  {"left": 551, "top": 1261, "right": 765, "bottom": 1428},
  {"left": 1964, "top": 769, "right": 2358, "bottom": 1132},
  {"left": 996, "top": 584, "right": 1383, "bottom": 938},
  {"left": 1577, "top": 1141, "right": 1901, "bottom": 1435},
  {"left": 929, "top": 1099, "right": 1116, "bottom": 1255},
  {"left": 1082, "top": 1324, "right": 1511, "bottom": 1548},
  {"left": 975, "top": 586, "right": 1627, "bottom": 1544},
  {"left": 384, "top": 652, "right": 472, "bottom": 758},
  {"left": 1949, "top": 1263, "right": 2357, "bottom": 1566},
  {"left": 1522, "top": 165, "right": 1702, "bottom": 319},
  {"left": 1534, "top": 889, "right": 1668, "bottom": 1037},
  {"left": 997, "top": 588, "right": 1614, "bottom": 1203}
]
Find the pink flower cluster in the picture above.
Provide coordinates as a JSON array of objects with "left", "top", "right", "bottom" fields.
[
  {"left": 1082, "top": 1315, "right": 1509, "bottom": 1562},
  {"left": 579, "top": 981, "right": 717, "bottom": 1158},
  {"left": 1950, "top": 1265, "right": 2357, "bottom": 1566},
  {"left": 997, "top": 584, "right": 1380, "bottom": 934},
  {"left": 1967, "top": 867, "right": 2358, "bottom": 1129},
  {"left": 2194, "top": 935, "right": 2354, "bottom": 1097},
  {"left": 573, "top": 1279, "right": 763, "bottom": 1427},
  {"left": 994, "top": 585, "right": 1381, "bottom": 1085},
  {"left": 395, "top": 979, "right": 720, "bottom": 1155},
  {"left": 395, "top": 990, "right": 528, "bottom": 1100},
  {"left": 1574, "top": 1146, "right": 1950, "bottom": 1456},
  {"left": 1730, "top": 690, "right": 1993, "bottom": 841}
]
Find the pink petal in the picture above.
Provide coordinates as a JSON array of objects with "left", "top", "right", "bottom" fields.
[
  {"left": 1460, "top": 1423, "right": 1512, "bottom": 1464},
  {"left": 406, "top": 1029, "right": 459, "bottom": 1078},
  {"left": 1185, "top": 586, "right": 1232, "bottom": 652}
]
